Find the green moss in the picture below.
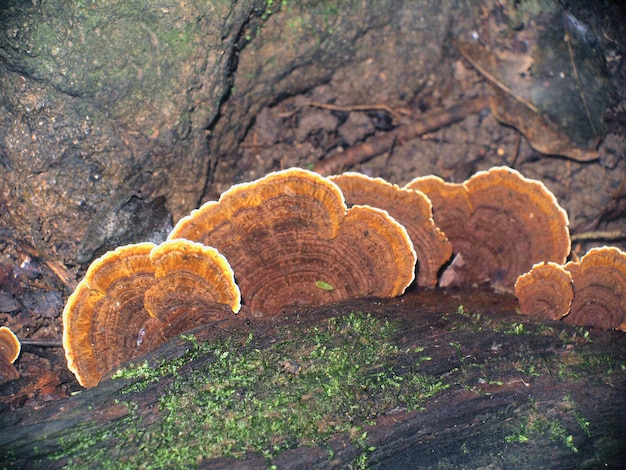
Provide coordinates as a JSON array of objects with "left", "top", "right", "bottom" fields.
[
  {"left": 440, "top": 304, "right": 624, "bottom": 400},
  {"left": 52, "top": 312, "right": 447, "bottom": 469},
  {"left": 448, "top": 305, "right": 594, "bottom": 345},
  {"left": 505, "top": 396, "right": 590, "bottom": 453},
  {"left": 46, "top": 304, "right": 622, "bottom": 468},
  {"left": 160, "top": 22, "right": 198, "bottom": 57}
]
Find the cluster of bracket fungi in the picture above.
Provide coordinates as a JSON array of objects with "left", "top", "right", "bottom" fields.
[{"left": 60, "top": 167, "right": 626, "bottom": 388}]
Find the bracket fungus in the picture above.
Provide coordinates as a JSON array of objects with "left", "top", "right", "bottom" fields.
[
  {"left": 0, "top": 326, "right": 21, "bottom": 383},
  {"left": 169, "top": 168, "right": 416, "bottom": 315},
  {"left": 63, "top": 240, "right": 241, "bottom": 388},
  {"left": 563, "top": 247, "right": 626, "bottom": 331},
  {"left": 406, "top": 166, "right": 570, "bottom": 291},
  {"left": 329, "top": 172, "right": 451, "bottom": 288},
  {"left": 144, "top": 239, "right": 241, "bottom": 326},
  {"left": 514, "top": 262, "right": 574, "bottom": 321}
]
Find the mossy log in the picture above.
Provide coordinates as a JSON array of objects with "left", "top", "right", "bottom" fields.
[{"left": 1, "top": 288, "right": 625, "bottom": 469}]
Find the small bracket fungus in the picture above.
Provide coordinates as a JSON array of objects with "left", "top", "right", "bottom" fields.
[
  {"left": 0, "top": 326, "right": 21, "bottom": 383},
  {"left": 563, "top": 247, "right": 626, "bottom": 330},
  {"left": 169, "top": 168, "right": 417, "bottom": 315},
  {"left": 406, "top": 167, "right": 570, "bottom": 291},
  {"left": 143, "top": 239, "right": 241, "bottom": 338},
  {"left": 514, "top": 262, "right": 574, "bottom": 321},
  {"left": 63, "top": 240, "right": 241, "bottom": 388},
  {"left": 329, "top": 172, "right": 452, "bottom": 288}
]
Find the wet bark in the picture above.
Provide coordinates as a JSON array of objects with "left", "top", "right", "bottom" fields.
[{"left": 1, "top": 288, "right": 624, "bottom": 469}]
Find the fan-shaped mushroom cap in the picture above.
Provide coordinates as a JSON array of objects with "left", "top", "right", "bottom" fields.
[
  {"left": 0, "top": 326, "right": 20, "bottom": 364},
  {"left": 169, "top": 168, "right": 416, "bottom": 315},
  {"left": 0, "top": 326, "right": 21, "bottom": 384},
  {"left": 406, "top": 167, "right": 570, "bottom": 290},
  {"left": 63, "top": 240, "right": 240, "bottom": 387},
  {"left": 563, "top": 247, "right": 626, "bottom": 330},
  {"left": 514, "top": 262, "right": 574, "bottom": 321},
  {"left": 144, "top": 239, "right": 241, "bottom": 320},
  {"left": 63, "top": 243, "right": 155, "bottom": 387},
  {"left": 329, "top": 172, "right": 451, "bottom": 288}
]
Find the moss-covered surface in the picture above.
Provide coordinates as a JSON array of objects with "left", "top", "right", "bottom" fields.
[
  {"left": 1, "top": 290, "right": 624, "bottom": 469},
  {"left": 392, "top": 303, "right": 626, "bottom": 469},
  {"left": 1, "top": 0, "right": 228, "bottom": 118},
  {"left": 50, "top": 312, "right": 447, "bottom": 469}
]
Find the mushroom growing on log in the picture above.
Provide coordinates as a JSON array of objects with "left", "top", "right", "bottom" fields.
[
  {"left": 62, "top": 240, "right": 241, "bottom": 388},
  {"left": 143, "top": 239, "right": 241, "bottom": 333},
  {"left": 329, "top": 172, "right": 451, "bottom": 288},
  {"left": 563, "top": 246, "right": 626, "bottom": 331},
  {"left": 0, "top": 326, "right": 21, "bottom": 383},
  {"left": 169, "top": 168, "right": 417, "bottom": 315},
  {"left": 514, "top": 262, "right": 574, "bottom": 321},
  {"left": 406, "top": 166, "right": 570, "bottom": 291}
]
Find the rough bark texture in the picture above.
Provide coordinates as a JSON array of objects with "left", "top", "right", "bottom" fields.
[
  {"left": 0, "top": 0, "right": 258, "bottom": 264},
  {"left": 1, "top": 289, "right": 624, "bottom": 469}
]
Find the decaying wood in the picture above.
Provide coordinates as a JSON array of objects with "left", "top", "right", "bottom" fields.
[
  {"left": 313, "top": 98, "right": 489, "bottom": 176},
  {"left": 1, "top": 288, "right": 624, "bottom": 469}
]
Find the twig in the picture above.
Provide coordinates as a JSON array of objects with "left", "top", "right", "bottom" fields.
[
  {"left": 279, "top": 101, "right": 410, "bottom": 124},
  {"left": 571, "top": 230, "right": 626, "bottom": 242},
  {"left": 564, "top": 31, "right": 597, "bottom": 136},
  {"left": 20, "top": 339, "right": 63, "bottom": 347},
  {"left": 313, "top": 97, "right": 489, "bottom": 176}
]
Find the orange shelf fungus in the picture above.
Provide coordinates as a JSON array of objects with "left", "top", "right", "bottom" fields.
[
  {"left": 514, "top": 262, "right": 574, "bottom": 321},
  {"left": 143, "top": 239, "right": 241, "bottom": 338},
  {"left": 329, "top": 172, "right": 451, "bottom": 288},
  {"left": 169, "top": 168, "right": 416, "bottom": 315},
  {"left": 406, "top": 166, "right": 570, "bottom": 291},
  {"left": 0, "top": 326, "right": 21, "bottom": 383},
  {"left": 62, "top": 243, "right": 156, "bottom": 388},
  {"left": 563, "top": 247, "right": 626, "bottom": 331},
  {"left": 63, "top": 240, "right": 241, "bottom": 388}
]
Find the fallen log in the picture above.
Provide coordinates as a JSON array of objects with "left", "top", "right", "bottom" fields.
[{"left": 1, "top": 288, "right": 624, "bottom": 469}]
